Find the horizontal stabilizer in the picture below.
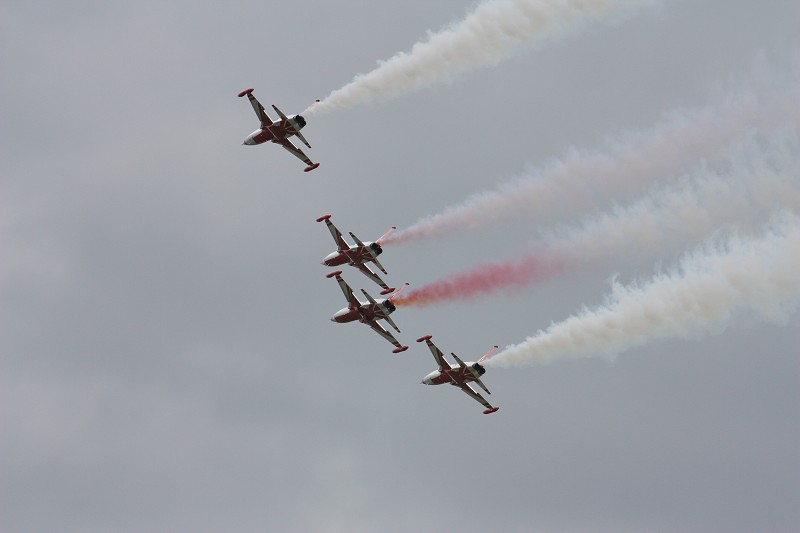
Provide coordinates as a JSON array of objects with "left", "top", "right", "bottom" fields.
[
  {"left": 295, "top": 130, "right": 312, "bottom": 149},
  {"left": 383, "top": 314, "right": 401, "bottom": 334},
  {"left": 451, "top": 353, "right": 467, "bottom": 369},
  {"left": 372, "top": 256, "right": 388, "bottom": 276},
  {"left": 271, "top": 104, "right": 289, "bottom": 121},
  {"left": 475, "top": 378, "right": 491, "bottom": 395},
  {"left": 360, "top": 288, "right": 378, "bottom": 306}
]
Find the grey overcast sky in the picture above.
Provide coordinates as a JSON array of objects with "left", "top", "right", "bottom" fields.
[{"left": 2, "top": 1, "right": 799, "bottom": 532}]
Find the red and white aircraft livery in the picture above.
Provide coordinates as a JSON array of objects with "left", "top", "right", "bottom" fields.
[
  {"left": 417, "top": 335, "right": 500, "bottom": 414},
  {"left": 317, "top": 214, "right": 397, "bottom": 295},
  {"left": 237, "top": 88, "right": 320, "bottom": 172},
  {"left": 327, "top": 270, "right": 409, "bottom": 353}
]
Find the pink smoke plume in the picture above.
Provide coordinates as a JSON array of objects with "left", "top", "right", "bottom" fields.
[{"left": 393, "top": 252, "right": 563, "bottom": 307}]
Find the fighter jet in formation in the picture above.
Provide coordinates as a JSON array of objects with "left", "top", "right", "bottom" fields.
[
  {"left": 327, "top": 270, "right": 409, "bottom": 353},
  {"left": 317, "top": 214, "right": 396, "bottom": 294},
  {"left": 417, "top": 335, "right": 500, "bottom": 414},
  {"left": 237, "top": 88, "right": 320, "bottom": 172}
]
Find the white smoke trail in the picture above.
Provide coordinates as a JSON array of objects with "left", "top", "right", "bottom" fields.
[
  {"left": 307, "top": 0, "right": 645, "bottom": 116},
  {"left": 387, "top": 78, "right": 800, "bottom": 245},
  {"left": 543, "top": 131, "right": 800, "bottom": 266},
  {"left": 486, "top": 211, "right": 800, "bottom": 368}
]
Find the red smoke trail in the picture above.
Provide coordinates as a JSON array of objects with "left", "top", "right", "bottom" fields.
[{"left": 393, "top": 252, "right": 564, "bottom": 307}]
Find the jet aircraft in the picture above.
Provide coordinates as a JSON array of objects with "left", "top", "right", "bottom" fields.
[
  {"left": 237, "top": 88, "right": 320, "bottom": 172},
  {"left": 327, "top": 270, "right": 409, "bottom": 353},
  {"left": 417, "top": 335, "right": 500, "bottom": 414},
  {"left": 317, "top": 214, "right": 396, "bottom": 294}
]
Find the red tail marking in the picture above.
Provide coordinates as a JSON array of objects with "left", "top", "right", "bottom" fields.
[
  {"left": 478, "top": 345, "right": 499, "bottom": 363},
  {"left": 376, "top": 226, "right": 397, "bottom": 244},
  {"left": 388, "top": 283, "right": 410, "bottom": 302}
]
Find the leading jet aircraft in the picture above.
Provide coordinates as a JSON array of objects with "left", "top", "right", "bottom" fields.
[
  {"left": 237, "top": 88, "right": 320, "bottom": 172},
  {"left": 417, "top": 335, "right": 500, "bottom": 414},
  {"left": 327, "top": 270, "right": 409, "bottom": 353},
  {"left": 317, "top": 214, "right": 396, "bottom": 294}
]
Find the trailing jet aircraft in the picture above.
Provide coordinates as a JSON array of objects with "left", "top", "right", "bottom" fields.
[
  {"left": 417, "top": 335, "right": 500, "bottom": 414},
  {"left": 237, "top": 87, "right": 320, "bottom": 172},
  {"left": 317, "top": 214, "right": 396, "bottom": 294},
  {"left": 327, "top": 270, "right": 409, "bottom": 353}
]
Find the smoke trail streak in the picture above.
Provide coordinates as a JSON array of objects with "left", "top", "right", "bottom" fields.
[
  {"left": 393, "top": 253, "right": 563, "bottom": 307},
  {"left": 392, "top": 132, "right": 800, "bottom": 307},
  {"left": 386, "top": 79, "right": 799, "bottom": 245},
  {"left": 486, "top": 212, "right": 800, "bottom": 368},
  {"left": 306, "top": 0, "right": 644, "bottom": 116},
  {"left": 543, "top": 131, "right": 800, "bottom": 265}
]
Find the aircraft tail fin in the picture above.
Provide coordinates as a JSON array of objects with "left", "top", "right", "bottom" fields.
[
  {"left": 478, "top": 345, "right": 499, "bottom": 363},
  {"left": 376, "top": 226, "right": 396, "bottom": 244},
  {"left": 388, "top": 283, "right": 409, "bottom": 302}
]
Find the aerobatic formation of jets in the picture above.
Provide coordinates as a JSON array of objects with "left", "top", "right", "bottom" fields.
[
  {"left": 238, "top": 88, "right": 500, "bottom": 414},
  {"left": 318, "top": 217, "right": 501, "bottom": 414}
]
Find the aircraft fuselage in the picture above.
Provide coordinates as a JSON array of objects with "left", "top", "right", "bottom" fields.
[
  {"left": 422, "top": 362, "right": 485, "bottom": 386},
  {"left": 323, "top": 243, "right": 380, "bottom": 268},
  {"left": 331, "top": 300, "right": 395, "bottom": 324},
  {"left": 243, "top": 116, "right": 307, "bottom": 146}
]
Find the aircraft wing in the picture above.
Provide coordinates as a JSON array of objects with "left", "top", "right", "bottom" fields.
[
  {"left": 454, "top": 382, "right": 495, "bottom": 412},
  {"left": 332, "top": 272, "right": 361, "bottom": 310},
  {"left": 320, "top": 216, "right": 349, "bottom": 252},
  {"left": 243, "top": 90, "right": 273, "bottom": 128},
  {"left": 420, "top": 337, "right": 450, "bottom": 372},
  {"left": 277, "top": 138, "right": 315, "bottom": 168},
  {"left": 366, "top": 319, "right": 406, "bottom": 352},
  {"left": 354, "top": 262, "right": 391, "bottom": 292}
]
